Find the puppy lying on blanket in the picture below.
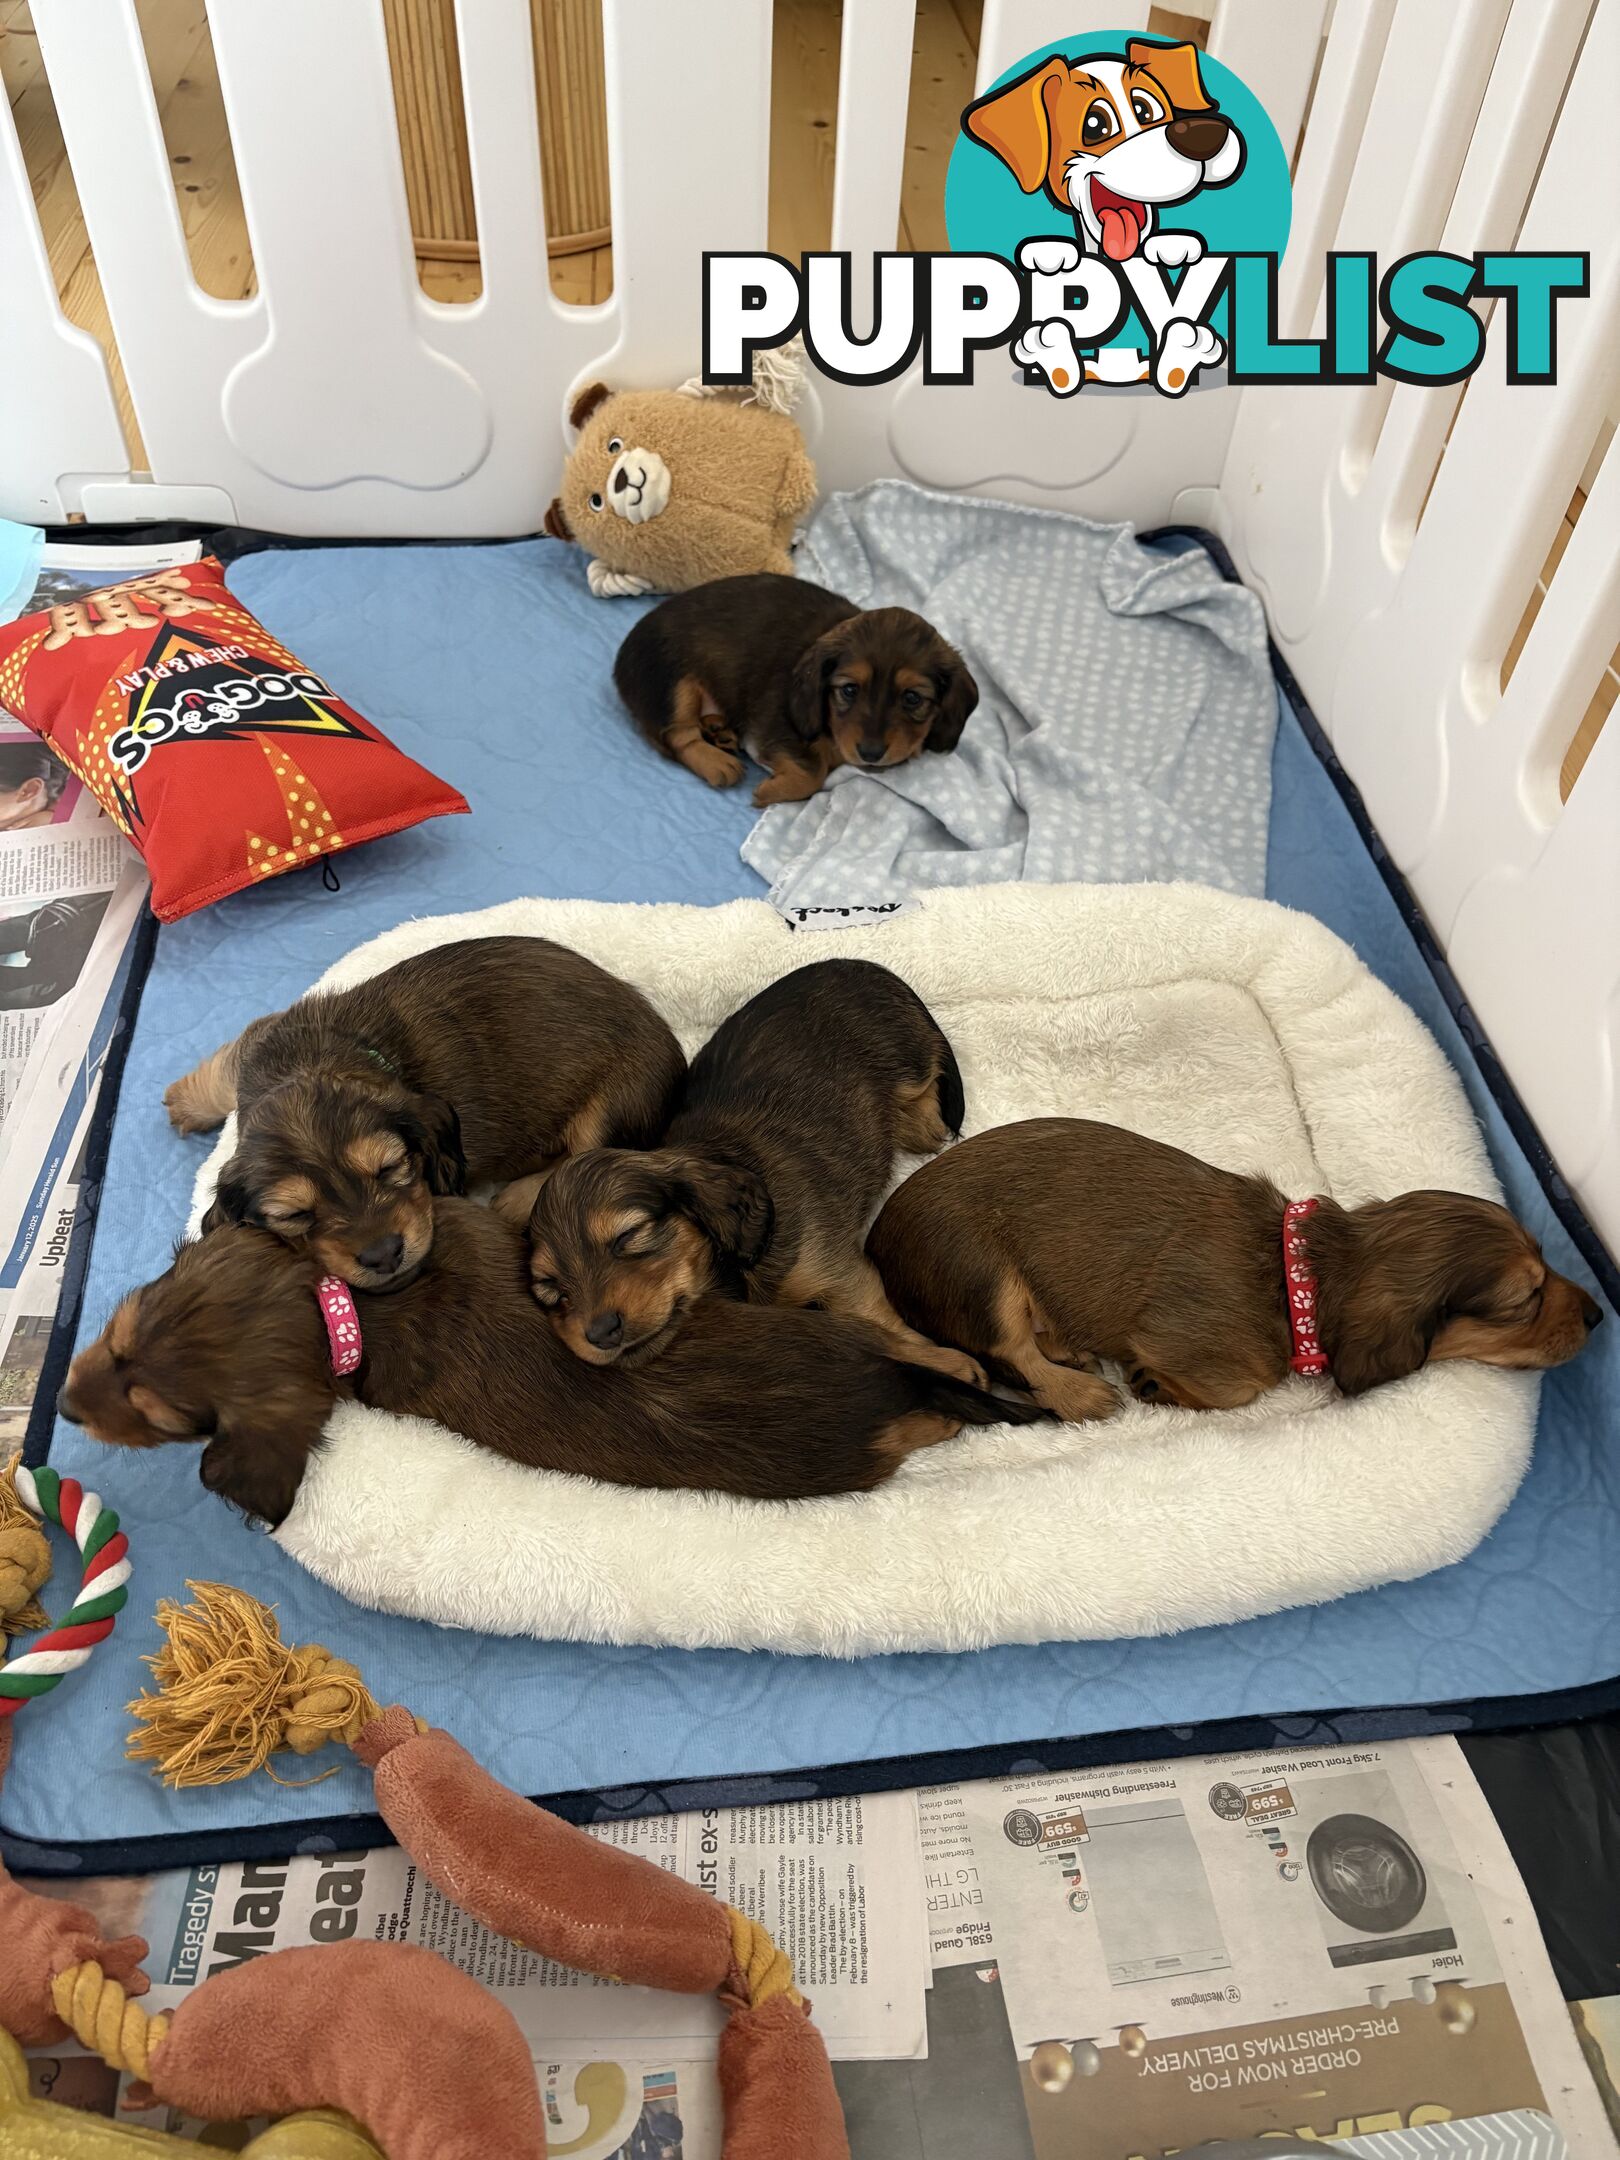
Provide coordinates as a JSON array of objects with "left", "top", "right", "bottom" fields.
[
  {"left": 505, "top": 957, "right": 981, "bottom": 1383},
  {"left": 164, "top": 936, "right": 684, "bottom": 1293},
  {"left": 614, "top": 572, "right": 978, "bottom": 807},
  {"left": 59, "top": 1199, "right": 1040, "bottom": 1523},
  {"left": 869, "top": 1116, "right": 1602, "bottom": 1418}
]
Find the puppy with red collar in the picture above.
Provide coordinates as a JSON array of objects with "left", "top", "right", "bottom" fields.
[{"left": 868, "top": 1117, "right": 1602, "bottom": 1420}]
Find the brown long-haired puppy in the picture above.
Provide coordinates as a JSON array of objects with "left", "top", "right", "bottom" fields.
[
  {"left": 57, "top": 1201, "right": 1043, "bottom": 1524},
  {"left": 508, "top": 958, "right": 981, "bottom": 1382},
  {"left": 868, "top": 1117, "right": 1603, "bottom": 1420},
  {"left": 163, "top": 936, "right": 684, "bottom": 1294},
  {"left": 614, "top": 573, "right": 978, "bottom": 807}
]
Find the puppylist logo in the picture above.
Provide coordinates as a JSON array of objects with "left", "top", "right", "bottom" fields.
[{"left": 703, "top": 32, "right": 1587, "bottom": 400}]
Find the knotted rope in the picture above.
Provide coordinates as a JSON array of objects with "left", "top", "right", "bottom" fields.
[
  {"left": 0, "top": 1451, "right": 51, "bottom": 1638},
  {"left": 127, "top": 1580, "right": 388, "bottom": 1786},
  {"left": 723, "top": 1906, "right": 804, "bottom": 2012},
  {"left": 50, "top": 1960, "right": 171, "bottom": 2079}
]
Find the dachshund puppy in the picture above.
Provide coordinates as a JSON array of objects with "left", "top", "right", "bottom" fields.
[
  {"left": 164, "top": 936, "right": 683, "bottom": 1293},
  {"left": 614, "top": 573, "right": 978, "bottom": 807},
  {"left": 57, "top": 1201, "right": 1043, "bottom": 1524},
  {"left": 868, "top": 1117, "right": 1603, "bottom": 1420},
  {"left": 510, "top": 958, "right": 982, "bottom": 1381}
]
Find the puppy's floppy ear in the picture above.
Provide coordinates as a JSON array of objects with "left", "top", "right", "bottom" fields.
[
  {"left": 203, "top": 1159, "right": 252, "bottom": 1232},
  {"left": 1331, "top": 1301, "right": 1442, "bottom": 1398},
  {"left": 1126, "top": 39, "right": 1212, "bottom": 113},
  {"left": 543, "top": 499, "right": 575, "bottom": 543},
  {"left": 962, "top": 57, "right": 1067, "bottom": 192},
  {"left": 676, "top": 1160, "right": 775, "bottom": 1273},
  {"left": 402, "top": 1091, "right": 466, "bottom": 1195},
  {"left": 927, "top": 648, "right": 979, "bottom": 753},
  {"left": 787, "top": 627, "right": 846, "bottom": 744},
  {"left": 200, "top": 1424, "right": 317, "bottom": 1530},
  {"left": 568, "top": 381, "right": 613, "bottom": 431}
]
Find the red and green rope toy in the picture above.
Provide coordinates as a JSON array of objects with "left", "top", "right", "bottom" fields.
[{"left": 0, "top": 1464, "right": 129, "bottom": 1717}]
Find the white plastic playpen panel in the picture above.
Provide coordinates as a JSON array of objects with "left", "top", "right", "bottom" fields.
[{"left": 3, "top": 0, "right": 1616, "bottom": 1261}]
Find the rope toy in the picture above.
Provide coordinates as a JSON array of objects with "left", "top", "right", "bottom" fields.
[
  {"left": 127, "top": 1578, "right": 393, "bottom": 1785},
  {"left": 0, "top": 1461, "right": 129, "bottom": 1719},
  {"left": 0, "top": 1453, "right": 51, "bottom": 1638},
  {"left": 101, "top": 1581, "right": 852, "bottom": 2158}
]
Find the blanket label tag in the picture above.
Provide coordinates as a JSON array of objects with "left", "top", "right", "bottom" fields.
[{"left": 776, "top": 898, "right": 916, "bottom": 934}]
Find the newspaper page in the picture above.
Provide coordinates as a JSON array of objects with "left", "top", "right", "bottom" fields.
[
  {"left": 116, "top": 1789, "right": 928, "bottom": 2068},
  {"left": 0, "top": 540, "right": 186, "bottom": 1432},
  {"left": 881, "top": 1735, "right": 1615, "bottom": 2160}
]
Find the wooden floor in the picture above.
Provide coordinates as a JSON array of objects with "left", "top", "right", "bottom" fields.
[{"left": 2, "top": 0, "right": 1608, "bottom": 796}]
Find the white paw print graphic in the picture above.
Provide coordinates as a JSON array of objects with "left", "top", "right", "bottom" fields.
[
  {"left": 1017, "top": 236, "right": 1082, "bottom": 277},
  {"left": 1142, "top": 231, "right": 1205, "bottom": 269},
  {"left": 1015, "top": 318, "right": 1085, "bottom": 397},
  {"left": 1154, "top": 318, "right": 1224, "bottom": 396}
]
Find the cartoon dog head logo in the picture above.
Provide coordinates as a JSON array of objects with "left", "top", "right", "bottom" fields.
[
  {"left": 948, "top": 32, "right": 1288, "bottom": 395},
  {"left": 964, "top": 41, "right": 1244, "bottom": 263}
]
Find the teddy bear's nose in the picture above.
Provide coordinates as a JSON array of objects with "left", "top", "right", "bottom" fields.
[{"left": 612, "top": 463, "right": 631, "bottom": 493}]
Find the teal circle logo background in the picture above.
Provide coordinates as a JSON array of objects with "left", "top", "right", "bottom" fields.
[{"left": 946, "top": 34, "right": 1291, "bottom": 351}]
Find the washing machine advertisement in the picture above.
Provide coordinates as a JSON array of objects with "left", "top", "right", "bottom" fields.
[{"left": 952, "top": 1740, "right": 1514, "bottom": 2091}]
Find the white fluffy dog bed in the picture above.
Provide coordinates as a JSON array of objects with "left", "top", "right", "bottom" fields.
[{"left": 194, "top": 883, "right": 1536, "bottom": 1658}]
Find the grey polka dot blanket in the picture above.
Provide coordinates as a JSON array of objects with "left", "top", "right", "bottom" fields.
[{"left": 742, "top": 480, "right": 1277, "bottom": 911}]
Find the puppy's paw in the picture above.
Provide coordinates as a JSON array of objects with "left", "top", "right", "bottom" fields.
[
  {"left": 929, "top": 1344, "right": 989, "bottom": 1390},
  {"left": 1018, "top": 236, "right": 1082, "bottom": 277},
  {"left": 1037, "top": 1367, "right": 1117, "bottom": 1424},
  {"left": 1142, "top": 230, "right": 1204, "bottom": 269},
  {"left": 752, "top": 766, "right": 822, "bottom": 807},
  {"left": 679, "top": 740, "right": 744, "bottom": 788},
  {"left": 491, "top": 1171, "right": 548, "bottom": 1228},
  {"left": 1153, "top": 318, "right": 1223, "bottom": 396},
  {"left": 1013, "top": 318, "right": 1085, "bottom": 396}
]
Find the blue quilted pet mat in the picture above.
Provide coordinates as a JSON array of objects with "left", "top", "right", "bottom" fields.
[{"left": 6, "top": 533, "right": 1616, "bottom": 1875}]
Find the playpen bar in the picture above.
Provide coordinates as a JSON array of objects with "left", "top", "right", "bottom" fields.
[
  {"left": 1498, "top": 436, "right": 1620, "bottom": 818},
  {"left": 1205, "top": 0, "right": 1328, "bottom": 169},
  {"left": 973, "top": 2, "right": 1123, "bottom": 95},
  {"left": 449, "top": 0, "right": 554, "bottom": 312},
  {"left": 830, "top": 0, "right": 917, "bottom": 260},
  {"left": 28, "top": 0, "right": 246, "bottom": 486},
  {"left": 1349, "top": 0, "right": 1594, "bottom": 534},
  {"left": 599, "top": 0, "right": 772, "bottom": 385},
  {"left": 0, "top": 75, "right": 128, "bottom": 519},
  {"left": 1271, "top": 0, "right": 1395, "bottom": 340}
]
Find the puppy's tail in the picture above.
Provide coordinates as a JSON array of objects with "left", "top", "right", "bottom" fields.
[{"left": 906, "top": 1367, "right": 1052, "bottom": 1427}]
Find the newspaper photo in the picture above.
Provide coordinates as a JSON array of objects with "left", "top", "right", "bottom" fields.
[{"left": 878, "top": 1735, "right": 1617, "bottom": 2160}]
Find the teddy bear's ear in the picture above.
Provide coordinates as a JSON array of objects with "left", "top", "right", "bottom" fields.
[
  {"left": 568, "top": 382, "right": 613, "bottom": 431},
  {"left": 543, "top": 498, "right": 574, "bottom": 542}
]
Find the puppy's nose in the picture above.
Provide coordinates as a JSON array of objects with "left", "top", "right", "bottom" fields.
[
  {"left": 56, "top": 1386, "right": 80, "bottom": 1426},
  {"left": 857, "top": 740, "right": 886, "bottom": 765},
  {"left": 586, "top": 1310, "right": 624, "bottom": 1350},
  {"left": 1166, "top": 113, "right": 1229, "bottom": 161},
  {"left": 358, "top": 1233, "right": 405, "bottom": 1276},
  {"left": 1583, "top": 1294, "right": 1604, "bottom": 1331}
]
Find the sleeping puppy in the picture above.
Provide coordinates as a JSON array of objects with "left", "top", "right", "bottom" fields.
[
  {"left": 507, "top": 958, "right": 982, "bottom": 1382},
  {"left": 868, "top": 1117, "right": 1603, "bottom": 1420},
  {"left": 163, "top": 936, "right": 684, "bottom": 1293},
  {"left": 613, "top": 573, "right": 978, "bottom": 806},
  {"left": 56, "top": 1200, "right": 1043, "bottom": 1523}
]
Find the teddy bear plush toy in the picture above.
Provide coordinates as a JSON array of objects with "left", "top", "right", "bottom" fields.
[{"left": 544, "top": 345, "right": 817, "bottom": 597}]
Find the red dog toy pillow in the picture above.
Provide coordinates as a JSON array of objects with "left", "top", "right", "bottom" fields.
[{"left": 0, "top": 558, "right": 467, "bottom": 921}]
